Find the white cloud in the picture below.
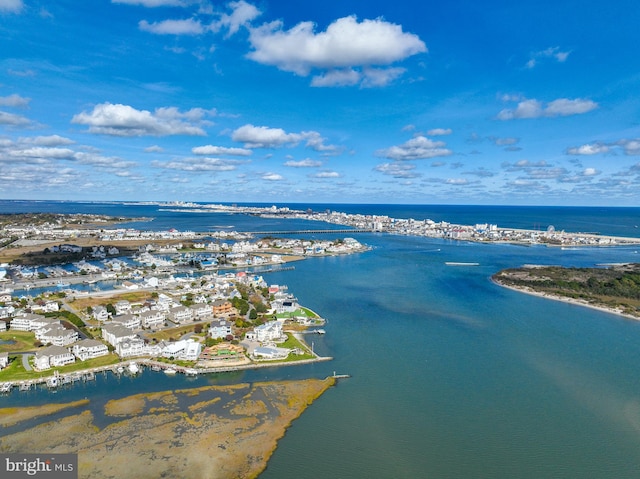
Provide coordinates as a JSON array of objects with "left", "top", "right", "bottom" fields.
[
  {"left": 0, "top": 94, "right": 30, "bottom": 108},
  {"left": 567, "top": 143, "right": 610, "bottom": 155},
  {"left": 374, "top": 162, "right": 419, "bottom": 179},
  {"left": 0, "top": 0, "right": 23, "bottom": 13},
  {"left": 0, "top": 110, "right": 31, "bottom": 126},
  {"left": 526, "top": 46, "right": 571, "bottom": 69},
  {"left": 144, "top": 145, "right": 164, "bottom": 152},
  {"left": 582, "top": 167, "right": 599, "bottom": 176},
  {"left": 493, "top": 137, "right": 519, "bottom": 146},
  {"left": 72, "top": 103, "right": 211, "bottom": 136},
  {"left": 22, "top": 135, "right": 74, "bottom": 146},
  {"left": 262, "top": 172, "right": 284, "bottom": 181},
  {"left": 152, "top": 157, "right": 240, "bottom": 171},
  {"left": 303, "top": 131, "right": 340, "bottom": 153},
  {"left": 498, "top": 97, "right": 597, "bottom": 120},
  {"left": 232, "top": 124, "right": 301, "bottom": 148},
  {"left": 139, "top": 18, "right": 203, "bottom": 35},
  {"left": 360, "top": 67, "right": 406, "bottom": 88},
  {"left": 284, "top": 159, "right": 322, "bottom": 168},
  {"left": 445, "top": 178, "right": 469, "bottom": 185},
  {"left": 247, "top": 15, "right": 426, "bottom": 87},
  {"left": 619, "top": 139, "right": 640, "bottom": 155},
  {"left": 12, "top": 147, "right": 76, "bottom": 159},
  {"left": 192, "top": 145, "right": 252, "bottom": 156},
  {"left": 427, "top": 128, "right": 452, "bottom": 136},
  {"left": 213, "top": 0, "right": 261, "bottom": 37},
  {"left": 311, "top": 171, "right": 340, "bottom": 178},
  {"left": 376, "top": 135, "right": 452, "bottom": 160},
  {"left": 113, "top": 0, "right": 190, "bottom": 7},
  {"left": 311, "top": 69, "right": 360, "bottom": 87}
]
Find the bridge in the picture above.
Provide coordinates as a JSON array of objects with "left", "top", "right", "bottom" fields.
[{"left": 233, "top": 228, "right": 380, "bottom": 235}]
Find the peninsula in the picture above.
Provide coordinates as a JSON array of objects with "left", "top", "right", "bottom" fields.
[{"left": 492, "top": 263, "right": 640, "bottom": 319}]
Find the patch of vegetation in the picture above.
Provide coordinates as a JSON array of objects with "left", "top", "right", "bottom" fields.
[{"left": 493, "top": 263, "right": 640, "bottom": 317}]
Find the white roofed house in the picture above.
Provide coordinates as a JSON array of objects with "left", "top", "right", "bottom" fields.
[
  {"left": 34, "top": 345, "right": 75, "bottom": 370},
  {"left": 0, "top": 352, "right": 8, "bottom": 369},
  {"left": 116, "top": 337, "right": 161, "bottom": 358},
  {"left": 114, "top": 300, "right": 132, "bottom": 316},
  {"left": 9, "top": 313, "right": 54, "bottom": 331},
  {"left": 161, "top": 338, "right": 201, "bottom": 361},
  {"left": 245, "top": 320, "right": 283, "bottom": 342},
  {"left": 0, "top": 320, "right": 6, "bottom": 332},
  {"left": 71, "top": 339, "right": 109, "bottom": 361},
  {"left": 171, "top": 305, "right": 193, "bottom": 323},
  {"left": 189, "top": 303, "right": 212, "bottom": 320},
  {"left": 111, "top": 313, "right": 141, "bottom": 330},
  {"left": 92, "top": 305, "right": 109, "bottom": 322},
  {"left": 35, "top": 324, "right": 78, "bottom": 347},
  {"left": 102, "top": 324, "right": 138, "bottom": 347},
  {"left": 140, "top": 310, "right": 165, "bottom": 329}
]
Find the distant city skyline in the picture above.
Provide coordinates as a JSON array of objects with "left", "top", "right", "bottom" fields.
[{"left": 1, "top": 0, "right": 639, "bottom": 206}]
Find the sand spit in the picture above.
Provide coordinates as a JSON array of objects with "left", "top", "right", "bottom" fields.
[{"left": 0, "top": 378, "right": 335, "bottom": 479}]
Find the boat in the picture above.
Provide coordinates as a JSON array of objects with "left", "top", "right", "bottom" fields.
[
  {"left": 127, "top": 363, "right": 140, "bottom": 374},
  {"left": 315, "top": 329, "right": 326, "bottom": 334},
  {"left": 56, "top": 281, "right": 71, "bottom": 288},
  {"left": 0, "top": 383, "right": 14, "bottom": 393},
  {"left": 164, "top": 368, "right": 177, "bottom": 375},
  {"left": 150, "top": 365, "right": 162, "bottom": 372},
  {"left": 184, "top": 368, "right": 198, "bottom": 376},
  {"left": 46, "top": 376, "right": 58, "bottom": 388},
  {"left": 116, "top": 366, "right": 125, "bottom": 374},
  {"left": 19, "top": 382, "right": 31, "bottom": 391}
]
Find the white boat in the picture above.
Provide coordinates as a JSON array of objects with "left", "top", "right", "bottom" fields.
[
  {"left": 164, "top": 368, "right": 177, "bottom": 375},
  {"left": 46, "top": 376, "right": 58, "bottom": 388},
  {"left": 127, "top": 363, "right": 140, "bottom": 374}
]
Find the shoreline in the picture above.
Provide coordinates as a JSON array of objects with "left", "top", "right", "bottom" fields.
[{"left": 492, "top": 277, "right": 640, "bottom": 321}]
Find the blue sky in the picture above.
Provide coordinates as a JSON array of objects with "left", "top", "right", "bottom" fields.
[{"left": 1, "top": 0, "right": 639, "bottom": 205}]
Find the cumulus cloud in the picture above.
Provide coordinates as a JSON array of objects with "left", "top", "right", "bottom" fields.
[
  {"left": 284, "top": 159, "right": 322, "bottom": 168},
  {"left": 192, "top": 144, "right": 252, "bottom": 156},
  {"left": 616, "top": 139, "right": 640, "bottom": 155},
  {"left": 247, "top": 15, "right": 426, "bottom": 87},
  {"left": 492, "top": 137, "right": 519, "bottom": 146},
  {"left": 374, "top": 162, "right": 419, "bottom": 179},
  {"left": 566, "top": 143, "right": 610, "bottom": 155},
  {"left": 113, "top": 0, "right": 190, "bottom": 6},
  {"left": 22, "top": 135, "right": 74, "bottom": 146},
  {"left": 311, "top": 171, "right": 340, "bottom": 178},
  {"left": 72, "top": 103, "right": 213, "bottom": 136},
  {"left": 427, "top": 128, "right": 452, "bottom": 136},
  {"left": 497, "top": 97, "right": 597, "bottom": 120},
  {"left": 0, "top": 94, "right": 30, "bottom": 108},
  {"left": 445, "top": 178, "right": 469, "bottom": 185},
  {"left": 232, "top": 124, "right": 301, "bottom": 148},
  {"left": 262, "top": 172, "right": 284, "bottom": 181},
  {"left": 144, "top": 145, "right": 164, "bottom": 152},
  {"left": 0, "top": 110, "right": 31, "bottom": 126},
  {"left": 152, "top": 157, "right": 241, "bottom": 172},
  {"left": 0, "top": 0, "right": 23, "bottom": 13},
  {"left": 212, "top": 0, "right": 261, "bottom": 37},
  {"left": 139, "top": 18, "right": 204, "bottom": 35},
  {"left": 526, "top": 46, "right": 571, "bottom": 69},
  {"left": 376, "top": 135, "right": 452, "bottom": 160}
]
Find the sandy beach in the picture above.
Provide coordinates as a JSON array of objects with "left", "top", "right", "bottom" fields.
[{"left": 493, "top": 278, "right": 640, "bottom": 321}]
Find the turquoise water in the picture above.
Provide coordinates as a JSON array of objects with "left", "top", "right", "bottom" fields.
[{"left": 3, "top": 202, "right": 640, "bottom": 477}]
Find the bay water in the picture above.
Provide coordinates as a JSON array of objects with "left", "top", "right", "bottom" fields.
[{"left": 2, "top": 202, "right": 640, "bottom": 478}]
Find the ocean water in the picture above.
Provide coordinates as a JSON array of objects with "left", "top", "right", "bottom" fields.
[{"left": 3, "top": 202, "right": 640, "bottom": 478}]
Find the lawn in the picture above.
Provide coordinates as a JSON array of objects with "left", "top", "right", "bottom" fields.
[
  {"left": 0, "top": 353, "right": 120, "bottom": 382},
  {"left": 0, "top": 331, "right": 39, "bottom": 353},
  {"left": 145, "top": 324, "right": 203, "bottom": 342}
]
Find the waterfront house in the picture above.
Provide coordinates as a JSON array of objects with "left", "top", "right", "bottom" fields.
[
  {"left": 35, "top": 324, "right": 78, "bottom": 347},
  {"left": 34, "top": 345, "right": 75, "bottom": 370},
  {"left": 71, "top": 339, "right": 109, "bottom": 360},
  {"left": 140, "top": 310, "right": 165, "bottom": 329},
  {"left": 209, "top": 319, "right": 232, "bottom": 339},
  {"left": 102, "top": 324, "right": 138, "bottom": 346},
  {"left": 0, "top": 320, "right": 6, "bottom": 332},
  {"left": 0, "top": 352, "right": 8, "bottom": 369},
  {"left": 198, "top": 343, "right": 244, "bottom": 362},
  {"left": 252, "top": 346, "right": 289, "bottom": 360},
  {"left": 161, "top": 338, "right": 201, "bottom": 361},
  {"left": 245, "top": 320, "right": 283, "bottom": 342},
  {"left": 116, "top": 337, "right": 161, "bottom": 358}
]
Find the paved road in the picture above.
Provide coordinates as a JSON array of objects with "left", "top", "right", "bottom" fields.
[{"left": 21, "top": 352, "right": 32, "bottom": 371}]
